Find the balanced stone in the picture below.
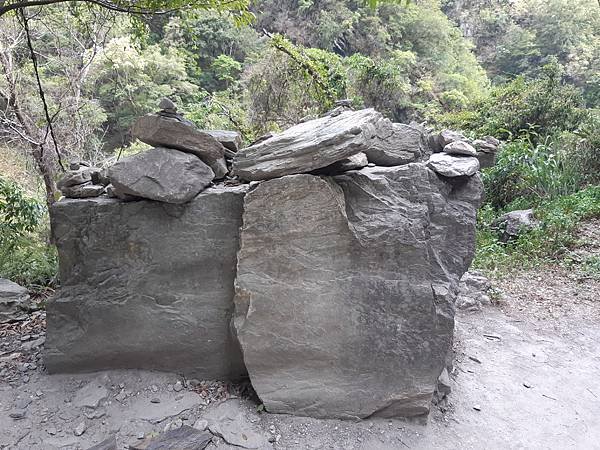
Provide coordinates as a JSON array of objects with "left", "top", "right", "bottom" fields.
[
  {"left": 232, "top": 108, "right": 382, "bottom": 181},
  {"left": 365, "top": 120, "right": 430, "bottom": 165},
  {"left": 233, "top": 165, "right": 483, "bottom": 419},
  {"left": 131, "top": 114, "right": 228, "bottom": 178},
  {"left": 313, "top": 152, "right": 368, "bottom": 174},
  {"left": 204, "top": 130, "right": 242, "bottom": 153},
  {"left": 107, "top": 147, "right": 214, "bottom": 204},
  {"left": 427, "top": 153, "right": 480, "bottom": 177},
  {"left": 443, "top": 140, "right": 477, "bottom": 156},
  {"left": 45, "top": 186, "right": 248, "bottom": 380}
]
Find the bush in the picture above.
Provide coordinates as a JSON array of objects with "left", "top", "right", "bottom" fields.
[
  {"left": 0, "top": 177, "right": 58, "bottom": 290},
  {"left": 483, "top": 136, "right": 583, "bottom": 209},
  {"left": 474, "top": 186, "right": 600, "bottom": 274}
]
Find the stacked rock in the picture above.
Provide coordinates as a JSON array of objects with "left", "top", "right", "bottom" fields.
[
  {"left": 429, "top": 129, "right": 500, "bottom": 169},
  {"left": 57, "top": 162, "right": 108, "bottom": 199},
  {"left": 46, "top": 106, "right": 492, "bottom": 421}
]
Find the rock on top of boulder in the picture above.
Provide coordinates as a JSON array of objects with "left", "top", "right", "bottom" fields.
[
  {"left": 365, "top": 119, "right": 430, "bottom": 165},
  {"left": 427, "top": 152, "right": 480, "bottom": 177},
  {"left": 131, "top": 114, "right": 228, "bottom": 178},
  {"left": 107, "top": 147, "right": 214, "bottom": 204},
  {"left": 232, "top": 108, "right": 382, "bottom": 181}
]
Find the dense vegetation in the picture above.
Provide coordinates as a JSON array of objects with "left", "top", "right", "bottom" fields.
[{"left": 0, "top": 0, "right": 599, "bottom": 287}]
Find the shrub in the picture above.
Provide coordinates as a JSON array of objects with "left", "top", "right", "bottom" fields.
[{"left": 0, "top": 177, "right": 57, "bottom": 290}]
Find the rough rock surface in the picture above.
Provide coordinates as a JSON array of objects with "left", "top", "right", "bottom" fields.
[
  {"left": 472, "top": 137, "right": 500, "bottom": 169},
  {"left": 456, "top": 271, "right": 492, "bottom": 311},
  {"left": 45, "top": 186, "right": 248, "bottom": 380},
  {"left": 131, "top": 114, "right": 228, "bottom": 178},
  {"left": 205, "top": 400, "right": 268, "bottom": 449},
  {"left": 232, "top": 108, "right": 382, "bottom": 181},
  {"left": 427, "top": 153, "right": 480, "bottom": 177},
  {"left": 313, "top": 152, "right": 368, "bottom": 174},
  {"left": 234, "top": 166, "right": 483, "bottom": 419},
  {"left": 204, "top": 130, "right": 242, "bottom": 153},
  {"left": 430, "top": 129, "right": 466, "bottom": 152},
  {"left": 365, "top": 120, "right": 430, "bottom": 165},
  {"left": 443, "top": 141, "right": 477, "bottom": 156},
  {"left": 107, "top": 147, "right": 214, "bottom": 204},
  {"left": 0, "top": 278, "right": 30, "bottom": 323},
  {"left": 494, "top": 209, "right": 538, "bottom": 242}
]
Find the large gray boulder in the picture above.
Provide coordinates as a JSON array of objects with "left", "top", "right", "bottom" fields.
[
  {"left": 132, "top": 114, "right": 228, "bottom": 178},
  {"left": 365, "top": 120, "right": 430, "bottom": 165},
  {"left": 232, "top": 108, "right": 382, "bottom": 181},
  {"left": 45, "top": 186, "right": 248, "bottom": 380},
  {"left": 204, "top": 130, "right": 242, "bottom": 153},
  {"left": 107, "top": 147, "right": 214, "bottom": 204},
  {"left": 233, "top": 165, "right": 483, "bottom": 419},
  {"left": 0, "top": 278, "right": 31, "bottom": 323},
  {"left": 494, "top": 208, "right": 538, "bottom": 242}
]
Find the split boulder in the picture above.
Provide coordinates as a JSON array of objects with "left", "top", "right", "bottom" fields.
[
  {"left": 233, "top": 165, "right": 483, "bottom": 419},
  {"left": 107, "top": 147, "right": 214, "bottom": 204}
]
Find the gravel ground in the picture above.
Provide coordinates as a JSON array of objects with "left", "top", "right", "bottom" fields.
[{"left": 1, "top": 222, "right": 599, "bottom": 449}]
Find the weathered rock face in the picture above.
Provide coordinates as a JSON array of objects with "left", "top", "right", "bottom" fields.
[
  {"left": 365, "top": 120, "right": 430, "bottom": 165},
  {"left": 107, "top": 147, "right": 214, "bottom": 204},
  {"left": 234, "top": 165, "right": 483, "bottom": 419},
  {"left": 494, "top": 208, "right": 538, "bottom": 242},
  {"left": 443, "top": 140, "right": 477, "bottom": 156},
  {"left": 204, "top": 130, "right": 242, "bottom": 153},
  {"left": 132, "top": 114, "right": 228, "bottom": 178},
  {"left": 232, "top": 109, "right": 382, "bottom": 181},
  {"left": 45, "top": 186, "right": 248, "bottom": 380},
  {"left": 0, "top": 278, "right": 31, "bottom": 323}
]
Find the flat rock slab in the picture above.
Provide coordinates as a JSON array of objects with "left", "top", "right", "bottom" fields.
[
  {"left": 427, "top": 153, "right": 480, "bottom": 177},
  {"left": 107, "top": 147, "right": 214, "bottom": 204},
  {"left": 0, "top": 278, "right": 30, "bottom": 323},
  {"left": 132, "top": 426, "right": 212, "bottom": 450},
  {"left": 204, "top": 130, "right": 242, "bottom": 153},
  {"left": 365, "top": 120, "right": 430, "bottom": 165},
  {"left": 45, "top": 186, "right": 248, "bottom": 380},
  {"left": 232, "top": 108, "right": 382, "bottom": 181},
  {"left": 234, "top": 167, "right": 483, "bottom": 419},
  {"left": 205, "top": 400, "right": 269, "bottom": 449},
  {"left": 132, "top": 114, "right": 228, "bottom": 178}
]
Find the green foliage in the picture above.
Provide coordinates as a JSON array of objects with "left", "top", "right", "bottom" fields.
[
  {"left": 483, "top": 137, "right": 583, "bottom": 209},
  {"left": 0, "top": 177, "right": 43, "bottom": 249},
  {"left": 474, "top": 186, "right": 600, "bottom": 274},
  {"left": 468, "top": 61, "right": 587, "bottom": 140},
  {"left": 0, "top": 178, "right": 57, "bottom": 289}
]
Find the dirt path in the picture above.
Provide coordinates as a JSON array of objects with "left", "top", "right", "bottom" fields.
[{"left": 2, "top": 261, "right": 600, "bottom": 448}]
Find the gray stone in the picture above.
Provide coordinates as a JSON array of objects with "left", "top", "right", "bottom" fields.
[
  {"left": 494, "top": 209, "right": 538, "bottom": 242},
  {"left": 204, "top": 130, "right": 242, "bottom": 153},
  {"left": 443, "top": 141, "right": 477, "bottom": 156},
  {"left": 61, "top": 182, "right": 105, "bottom": 199},
  {"left": 313, "top": 152, "right": 368, "bottom": 174},
  {"left": 437, "top": 368, "right": 452, "bottom": 398},
  {"left": 427, "top": 153, "right": 480, "bottom": 177},
  {"left": 472, "top": 137, "right": 500, "bottom": 169},
  {"left": 456, "top": 271, "right": 492, "bottom": 311},
  {"left": 0, "top": 278, "right": 30, "bottom": 323},
  {"left": 107, "top": 148, "right": 214, "bottom": 204},
  {"left": 73, "top": 380, "right": 109, "bottom": 409},
  {"left": 131, "top": 114, "right": 228, "bottom": 178},
  {"left": 74, "top": 421, "right": 87, "bottom": 436},
  {"left": 86, "top": 435, "right": 117, "bottom": 450},
  {"left": 159, "top": 98, "right": 177, "bottom": 111},
  {"left": 45, "top": 186, "right": 248, "bottom": 380},
  {"left": 130, "top": 426, "right": 212, "bottom": 450},
  {"left": 431, "top": 129, "right": 466, "bottom": 152},
  {"left": 232, "top": 108, "right": 382, "bottom": 181},
  {"left": 365, "top": 120, "right": 430, "bottom": 165},
  {"left": 206, "top": 400, "right": 268, "bottom": 449},
  {"left": 234, "top": 166, "right": 483, "bottom": 419},
  {"left": 56, "top": 167, "right": 95, "bottom": 190}
]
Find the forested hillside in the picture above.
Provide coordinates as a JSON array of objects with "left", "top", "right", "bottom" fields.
[{"left": 1, "top": 0, "right": 599, "bottom": 288}]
